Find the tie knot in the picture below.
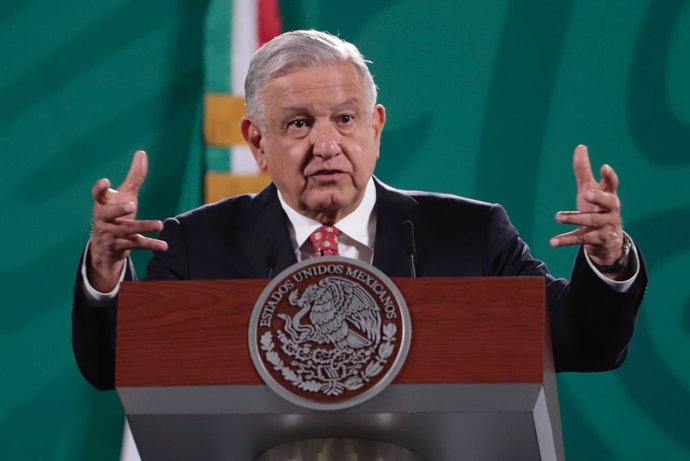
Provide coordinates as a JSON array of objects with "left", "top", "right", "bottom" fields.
[{"left": 310, "top": 225, "right": 340, "bottom": 256}]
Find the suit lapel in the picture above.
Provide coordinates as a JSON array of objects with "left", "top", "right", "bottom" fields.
[
  {"left": 237, "top": 179, "right": 424, "bottom": 278},
  {"left": 237, "top": 184, "right": 298, "bottom": 278},
  {"left": 372, "top": 178, "right": 425, "bottom": 277}
]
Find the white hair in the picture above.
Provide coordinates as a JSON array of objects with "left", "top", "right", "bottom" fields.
[{"left": 244, "top": 30, "right": 378, "bottom": 123}]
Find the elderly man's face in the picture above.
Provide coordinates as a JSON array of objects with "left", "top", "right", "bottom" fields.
[{"left": 242, "top": 62, "right": 385, "bottom": 224}]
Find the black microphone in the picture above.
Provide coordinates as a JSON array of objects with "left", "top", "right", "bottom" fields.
[
  {"left": 266, "top": 243, "right": 280, "bottom": 279},
  {"left": 402, "top": 220, "right": 417, "bottom": 278}
]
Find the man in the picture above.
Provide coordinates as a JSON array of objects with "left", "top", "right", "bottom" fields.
[{"left": 73, "top": 30, "right": 647, "bottom": 391}]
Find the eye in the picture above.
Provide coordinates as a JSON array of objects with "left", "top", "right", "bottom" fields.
[
  {"left": 337, "top": 114, "right": 354, "bottom": 124},
  {"left": 288, "top": 118, "right": 308, "bottom": 129}
]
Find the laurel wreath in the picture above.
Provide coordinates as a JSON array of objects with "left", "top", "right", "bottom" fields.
[{"left": 260, "top": 322, "right": 397, "bottom": 396}]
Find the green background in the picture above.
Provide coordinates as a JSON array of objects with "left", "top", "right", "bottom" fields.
[{"left": 1, "top": 0, "right": 688, "bottom": 459}]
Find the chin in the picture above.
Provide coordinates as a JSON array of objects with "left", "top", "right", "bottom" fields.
[{"left": 301, "top": 191, "right": 356, "bottom": 217}]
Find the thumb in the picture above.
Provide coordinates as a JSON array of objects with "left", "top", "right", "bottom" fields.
[{"left": 119, "top": 150, "right": 148, "bottom": 193}]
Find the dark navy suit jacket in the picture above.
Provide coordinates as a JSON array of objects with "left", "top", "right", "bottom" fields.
[{"left": 73, "top": 179, "right": 647, "bottom": 390}]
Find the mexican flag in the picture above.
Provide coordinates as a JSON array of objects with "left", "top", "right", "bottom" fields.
[{"left": 203, "top": 0, "right": 282, "bottom": 203}]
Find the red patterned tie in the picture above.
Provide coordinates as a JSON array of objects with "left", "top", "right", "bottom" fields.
[{"left": 310, "top": 225, "right": 340, "bottom": 256}]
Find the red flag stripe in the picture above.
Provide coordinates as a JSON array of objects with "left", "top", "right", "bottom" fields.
[{"left": 258, "top": 0, "right": 282, "bottom": 45}]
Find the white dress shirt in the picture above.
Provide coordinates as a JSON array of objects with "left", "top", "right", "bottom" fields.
[{"left": 277, "top": 178, "right": 377, "bottom": 263}]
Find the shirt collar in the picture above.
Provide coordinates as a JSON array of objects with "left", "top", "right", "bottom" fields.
[{"left": 277, "top": 178, "right": 377, "bottom": 249}]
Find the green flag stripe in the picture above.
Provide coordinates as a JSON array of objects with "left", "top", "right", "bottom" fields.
[
  {"left": 204, "top": 0, "right": 232, "bottom": 93},
  {"left": 206, "top": 146, "right": 231, "bottom": 172}
]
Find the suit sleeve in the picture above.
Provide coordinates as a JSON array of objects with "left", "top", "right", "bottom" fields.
[
  {"left": 484, "top": 204, "right": 647, "bottom": 372},
  {"left": 71, "top": 250, "right": 135, "bottom": 390},
  {"left": 71, "top": 218, "right": 189, "bottom": 390}
]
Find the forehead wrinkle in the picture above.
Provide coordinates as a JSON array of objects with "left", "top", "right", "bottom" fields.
[
  {"left": 279, "top": 98, "right": 361, "bottom": 114},
  {"left": 267, "top": 69, "right": 364, "bottom": 97},
  {"left": 272, "top": 82, "right": 360, "bottom": 103}
]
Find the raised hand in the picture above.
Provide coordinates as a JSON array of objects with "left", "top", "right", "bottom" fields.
[
  {"left": 88, "top": 151, "right": 168, "bottom": 292},
  {"left": 550, "top": 145, "right": 624, "bottom": 273}
]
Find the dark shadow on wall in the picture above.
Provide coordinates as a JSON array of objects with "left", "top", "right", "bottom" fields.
[
  {"left": 474, "top": 0, "right": 574, "bottom": 242},
  {"left": 627, "top": 0, "right": 690, "bottom": 166}
]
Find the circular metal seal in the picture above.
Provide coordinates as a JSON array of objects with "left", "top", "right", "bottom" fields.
[{"left": 248, "top": 256, "right": 411, "bottom": 411}]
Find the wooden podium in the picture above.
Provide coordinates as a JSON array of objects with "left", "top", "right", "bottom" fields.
[{"left": 116, "top": 277, "right": 564, "bottom": 460}]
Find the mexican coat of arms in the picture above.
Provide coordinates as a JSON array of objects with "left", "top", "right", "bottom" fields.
[{"left": 248, "top": 257, "right": 411, "bottom": 410}]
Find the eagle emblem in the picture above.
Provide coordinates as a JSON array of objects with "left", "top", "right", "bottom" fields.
[
  {"left": 249, "top": 257, "right": 411, "bottom": 410},
  {"left": 281, "top": 277, "right": 381, "bottom": 349}
]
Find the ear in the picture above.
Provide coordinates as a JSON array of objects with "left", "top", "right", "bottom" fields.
[
  {"left": 371, "top": 104, "right": 386, "bottom": 159},
  {"left": 241, "top": 116, "right": 268, "bottom": 171}
]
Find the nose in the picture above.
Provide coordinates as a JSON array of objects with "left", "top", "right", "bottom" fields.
[{"left": 310, "top": 120, "right": 341, "bottom": 159}]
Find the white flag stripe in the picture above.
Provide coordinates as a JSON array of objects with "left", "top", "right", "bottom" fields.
[
  {"left": 231, "top": 145, "right": 259, "bottom": 174},
  {"left": 231, "top": 0, "right": 257, "bottom": 95},
  {"left": 231, "top": 0, "right": 259, "bottom": 174}
]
